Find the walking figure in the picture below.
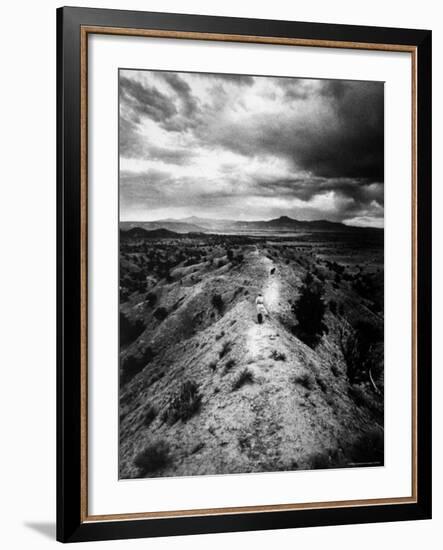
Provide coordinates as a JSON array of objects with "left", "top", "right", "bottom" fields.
[{"left": 255, "top": 293, "right": 268, "bottom": 324}]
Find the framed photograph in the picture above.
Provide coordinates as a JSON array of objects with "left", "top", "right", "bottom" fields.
[{"left": 57, "top": 6, "right": 432, "bottom": 543}]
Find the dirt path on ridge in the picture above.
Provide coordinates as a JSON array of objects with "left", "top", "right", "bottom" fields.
[{"left": 246, "top": 251, "right": 282, "bottom": 362}]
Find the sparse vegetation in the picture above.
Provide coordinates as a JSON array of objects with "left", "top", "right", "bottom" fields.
[
  {"left": 133, "top": 440, "right": 170, "bottom": 474},
  {"left": 120, "top": 312, "right": 144, "bottom": 347},
  {"left": 212, "top": 293, "right": 224, "bottom": 313},
  {"left": 224, "top": 358, "right": 236, "bottom": 372},
  {"left": 292, "top": 369, "right": 315, "bottom": 390},
  {"left": 348, "top": 384, "right": 383, "bottom": 422},
  {"left": 347, "top": 428, "right": 384, "bottom": 465},
  {"left": 307, "top": 448, "right": 344, "bottom": 470},
  {"left": 330, "top": 363, "right": 340, "bottom": 377},
  {"left": 153, "top": 307, "right": 168, "bottom": 321},
  {"left": 164, "top": 380, "right": 202, "bottom": 424},
  {"left": 143, "top": 404, "right": 157, "bottom": 427},
  {"left": 339, "top": 321, "right": 383, "bottom": 384},
  {"left": 219, "top": 340, "right": 232, "bottom": 359},
  {"left": 146, "top": 292, "right": 157, "bottom": 307},
  {"left": 120, "top": 346, "right": 154, "bottom": 386},
  {"left": 315, "top": 375, "right": 327, "bottom": 393},
  {"left": 292, "top": 272, "right": 327, "bottom": 347},
  {"left": 270, "top": 350, "right": 286, "bottom": 361},
  {"left": 119, "top": 227, "right": 384, "bottom": 479},
  {"left": 191, "top": 441, "right": 205, "bottom": 454},
  {"left": 308, "top": 450, "right": 332, "bottom": 469},
  {"left": 232, "top": 368, "right": 254, "bottom": 390}
]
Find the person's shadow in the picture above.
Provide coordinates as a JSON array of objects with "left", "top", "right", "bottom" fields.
[{"left": 24, "top": 522, "right": 56, "bottom": 540}]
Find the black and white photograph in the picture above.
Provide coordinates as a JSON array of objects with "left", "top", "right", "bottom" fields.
[{"left": 118, "top": 69, "right": 385, "bottom": 479}]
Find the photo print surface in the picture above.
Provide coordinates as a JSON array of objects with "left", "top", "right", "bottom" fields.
[{"left": 118, "top": 69, "right": 384, "bottom": 480}]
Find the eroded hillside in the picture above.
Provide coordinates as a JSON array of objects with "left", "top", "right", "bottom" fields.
[{"left": 119, "top": 233, "right": 384, "bottom": 479}]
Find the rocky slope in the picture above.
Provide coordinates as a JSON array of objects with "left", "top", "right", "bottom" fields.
[{"left": 119, "top": 240, "right": 384, "bottom": 479}]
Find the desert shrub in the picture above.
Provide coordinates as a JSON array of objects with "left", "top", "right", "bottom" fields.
[
  {"left": 227, "top": 248, "right": 234, "bottom": 262},
  {"left": 309, "top": 450, "right": 331, "bottom": 469},
  {"left": 143, "top": 404, "right": 158, "bottom": 427},
  {"left": 120, "top": 312, "right": 145, "bottom": 347},
  {"left": 153, "top": 307, "right": 168, "bottom": 322},
  {"left": 191, "top": 441, "right": 205, "bottom": 455},
  {"left": 353, "top": 272, "right": 374, "bottom": 298},
  {"left": 330, "top": 261, "right": 345, "bottom": 275},
  {"left": 349, "top": 384, "right": 371, "bottom": 408},
  {"left": 329, "top": 300, "right": 337, "bottom": 315},
  {"left": 219, "top": 341, "right": 232, "bottom": 359},
  {"left": 347, "top": 428, "right": 384, "bottom": 465},
  {"left": 331, "top": 363, "right": 340, "bottom": 377},
  {"left": 209, "top": 360, "right": 217, "bottom": 371},
  {"left": 215, "top": 331, "right": 225, "bottom": 341},
  {"left": 307, "top": 448, "right": 344, "bottom": 470},
  {"left": 232, "top": 368, "right": 254, "bottom": 390},
  {"left": 348, "top": 384, "right": 383, "bottom": 421},
  {"left": 353, "top": 272, "right": 384, "bottom": 313},
  {"left": 224, "top": 358, "right": 236, "bottom": 372},
  {"left": 292, "top": 274, "right": 327, "bottom": 347},
  {"left": 120, "top": 346, "right": 154, "bottom": 386},
  {"left": 270, "top": 350, "right": 286, "bottom": 361},
  {"left": 146, "top": 292, "right": 157, "bottom": 307},
  {"left": 212, "top": 293, "right": 224, "bottom": 313},
  {"left": 315, "top": 375, "right": 328, "bottom": 393},
  {"left": 339, "top": 321, "right": 383, "bottom": 383},
  {"left": 164, "top": 380, "right": 202, "bottom": 424},
  {"left": 133, "top": 440, "right": 170, "bottom": 474},
  {"left": 149, "top": 370, "right": 164, "bottom": 386},
  {"left": 292, "top": 369, "right": 315, "bottom": 390}
]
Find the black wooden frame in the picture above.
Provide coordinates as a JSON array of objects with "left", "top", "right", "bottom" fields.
[{"left": 57, "top": 6, "right": 432, "bottom": 543}]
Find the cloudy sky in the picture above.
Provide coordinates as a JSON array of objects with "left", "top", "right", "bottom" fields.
[{"left": 119, "top": 69, "right": 384, "bottom": 227}]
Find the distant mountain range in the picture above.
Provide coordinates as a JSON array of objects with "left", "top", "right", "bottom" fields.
[{"left": 120, "top": 215, "right": 382, "bottom": 236}]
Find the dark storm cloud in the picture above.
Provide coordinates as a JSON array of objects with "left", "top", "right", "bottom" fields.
[
  {"left": 120, "top": 76, "right": 177, "bottom": 124},
  {"left": 119, "top": 70, "right": 384, "bottom": 226},
  {"left": 119, "top": 117, "right": 143, "bottom": 158},
  {"left": 119, "top": 117, "right": 195, "bottom": 164},
  {"left": 199, "top": 80, "right": 384, "bottom": 180},
  {"left": 255, "top": 176, "right": 383, "bottom": 204},
  {"left": 277, "top": 79, "right": 312, "bottom": 100},
  {"left": 160, "top": 73, "right": 199, "bottom": 116},
  {"left": 210, "top": 74, "right": 254, "bottom": 85}
]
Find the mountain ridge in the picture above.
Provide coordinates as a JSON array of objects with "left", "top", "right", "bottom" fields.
[{"left": 121, "top": 215, "right": 382, "bottom": 234}]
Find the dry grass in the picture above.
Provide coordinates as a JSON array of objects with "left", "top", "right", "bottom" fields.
[
  {"left": 270, "top": 350, "right": 286, "bottom": 361},
  {"left": 143, "top": 404, "right": 157, "bottom": 427},
  {"left": 219, "top": 341, "right": 232, "bottom": 359},
  {"left": 292, "top": 369, "right": 315, "bottom": 390},
  {"left": 224, "top": 358, "right": 236, "bottom": 372},
  {"left": 315, "top": 375, "right": 328, "bottom": 393},
  {"left": 232, "top": 368, "right": 254, "bottom": 390},
  {"left": 163, "top": 380, "right": 202, "bottom": 424},
  {"left": 133, "top": 440, "right": 170, "bottom": 474},
  {"left": 208, "top": 360, "right": 217, "bottom": 371}
]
